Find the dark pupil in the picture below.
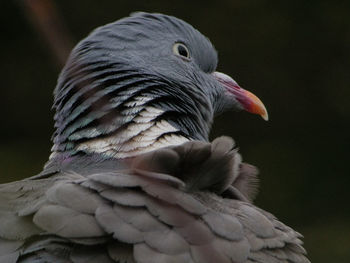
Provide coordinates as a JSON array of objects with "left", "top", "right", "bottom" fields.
[{"left": 178, "top": 45, "right": 188, "bottom": 57}]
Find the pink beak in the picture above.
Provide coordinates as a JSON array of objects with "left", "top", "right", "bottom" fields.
[{"left": 212, "top": 71, "right": 268, "bottom": 121}]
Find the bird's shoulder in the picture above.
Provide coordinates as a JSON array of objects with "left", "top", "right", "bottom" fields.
[{"left": 0, "top": 137, "right": 309, "bottom": 263}]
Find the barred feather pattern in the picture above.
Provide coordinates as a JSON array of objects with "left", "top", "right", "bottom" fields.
[{"left": 51, "top": 55, "right": 212, "bottom": 158}]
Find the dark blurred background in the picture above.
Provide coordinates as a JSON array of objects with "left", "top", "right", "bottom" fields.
[{"left": 1, "top": 0, "right": 349, "bottom": 262}]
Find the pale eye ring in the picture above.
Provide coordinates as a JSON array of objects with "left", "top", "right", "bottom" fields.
[{"left": 173, "top": 43, "right": 191, "bottom": 60}]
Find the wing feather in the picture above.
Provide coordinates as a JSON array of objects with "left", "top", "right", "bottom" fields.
[{"left": 0, "top": 137, "right": 309, "bottom": 262}]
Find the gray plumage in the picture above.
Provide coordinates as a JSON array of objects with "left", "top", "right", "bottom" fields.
[{"left": 0, "top": 12, "right": 309, "bottom": 263}]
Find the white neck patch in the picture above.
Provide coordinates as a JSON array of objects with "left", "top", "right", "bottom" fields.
[{"left": 74, "top": 106, "right": 190, "bottom": 158}]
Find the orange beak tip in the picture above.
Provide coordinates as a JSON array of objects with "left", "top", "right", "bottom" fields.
[
  {"left": 244, "top": 90, "right": 269, "bottom": 121},
  {"left": 261, "top": 111, "right": 269, "bottom": 121}
]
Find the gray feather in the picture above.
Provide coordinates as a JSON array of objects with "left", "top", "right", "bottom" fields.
[
  {"left": 107, "top": 243, "right": 135, "bottom": 263},
  {"left": 95, "top": 205, "right": 144, "bottom": 243},
  {"left": 33, "top": 205, "right": 105, "bottom": 238},
  {"left": 99, "top": 188, "right": 148, "bottom": 207},
  {"left": 0, "top": 212, "right": 42, "bottom": 240},
  {"left": 190, "top": 243, "right": 231, "bottom": 263},
  {"left": 134, "top": 243, "right": 192, "bottom": 263},
  {"left": 112, "top": 204, "right": 167, "bottom": 233},
  {"left": 70, "top": 246, "right": 114, "bottom": 263},
  {"left": 0, "top": 138, "right": 309, "bottom": 262},
  {"left": 202, "top": 211, "right": 244, "bottom": 241},
  {"left": 0, "top": 252, "right": 19, "bottom": 263}
]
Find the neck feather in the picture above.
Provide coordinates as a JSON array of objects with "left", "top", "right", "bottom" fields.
[
  {"left": 51, "top": 60, "right": 212, "bottom": 159},
  {"left": 71, "top": 106, "right": 190, "bottom": 158}
]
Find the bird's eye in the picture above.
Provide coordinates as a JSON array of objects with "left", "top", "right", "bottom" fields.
[{"left": 173, "top": 43, "right": 190, "bottom": 60}]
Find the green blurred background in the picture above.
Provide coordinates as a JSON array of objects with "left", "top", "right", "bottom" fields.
[{"left": 1, "top": 0, "right": 349, "bottom": 262}]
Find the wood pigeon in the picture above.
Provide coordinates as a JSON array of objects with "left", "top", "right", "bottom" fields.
[{"left": 0, "top": 12, "right": 309, "bottom": 263}]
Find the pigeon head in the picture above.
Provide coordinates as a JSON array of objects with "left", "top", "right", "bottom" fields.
[{"left": 51, "top": 12, "right": 268, "bottom": 159}]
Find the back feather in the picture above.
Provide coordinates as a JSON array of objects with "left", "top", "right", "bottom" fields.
[{"left": 0, "top": 137, "right": 309, "bottom": 263}]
